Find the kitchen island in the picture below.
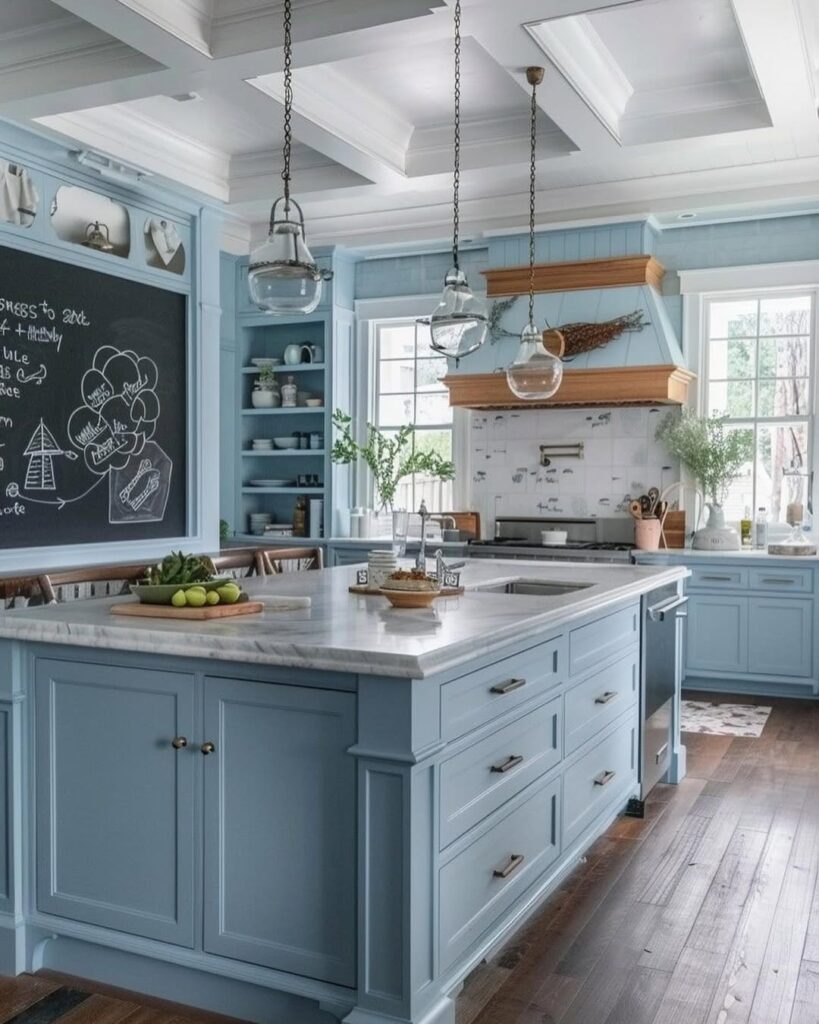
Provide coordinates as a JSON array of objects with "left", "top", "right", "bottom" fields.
[{"left": 0, "top": 560, "right": 687, "bottom": 1024}]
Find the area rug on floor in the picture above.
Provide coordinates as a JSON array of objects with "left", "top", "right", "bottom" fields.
[{"left": 681, "top": 700, "right": 772, "bottom": 738}]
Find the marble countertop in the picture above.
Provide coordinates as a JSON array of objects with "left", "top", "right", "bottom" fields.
[
  {"left": 635, "top": 547, "right": 819, "bottom": 561},
  {"left": 0, "top": 560, "right": 687, "bottom": 679}
]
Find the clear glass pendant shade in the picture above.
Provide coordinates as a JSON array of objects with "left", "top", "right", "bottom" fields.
[
  {"left": 429, "top": 267, "right": 489, "bottom": 360},
  {"left": 506, "top": 323, "right": 564, "bottom": 400},
  {"left": 248, "top": 198, "right": 331, "bottom": 315}
]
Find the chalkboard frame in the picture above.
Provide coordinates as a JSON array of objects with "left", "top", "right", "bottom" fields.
[{"left": 0, "top": 152, "right": 222, "bottom": 575}]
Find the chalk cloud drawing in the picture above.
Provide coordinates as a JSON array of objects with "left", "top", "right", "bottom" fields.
[{"left": 66, "top": 345, "right": 172, "bottom": 524}]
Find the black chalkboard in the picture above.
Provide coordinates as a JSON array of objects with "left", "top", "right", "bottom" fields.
[{"left": 0, "top": 244, "right": 187, "bottom": 550}]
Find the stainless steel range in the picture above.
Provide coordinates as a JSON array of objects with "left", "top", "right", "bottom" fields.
[{"left": 468, "top": 517, "right": 635, "bottom": 563}]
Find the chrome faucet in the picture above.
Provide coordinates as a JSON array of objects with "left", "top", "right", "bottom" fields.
[{"left": 415, "top": 500, "right": 430, "bottom": 570}]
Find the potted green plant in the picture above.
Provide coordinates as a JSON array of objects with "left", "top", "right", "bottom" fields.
[
  {"left": 656, "top": 410, "right": 754, "bottom": 550},
  {"left": 331, "top": 410, "right": 455, "bottom": 525}
]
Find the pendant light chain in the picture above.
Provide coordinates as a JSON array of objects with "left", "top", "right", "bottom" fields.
[
  {"left": 452, "top": 0, "right": 462, "bottom": 271},
  {"left": 528, "top": 75, "right": 538, "bottom": 327},
  {"left": 281, "top": 0, "right": 293, "bottom": 212}
]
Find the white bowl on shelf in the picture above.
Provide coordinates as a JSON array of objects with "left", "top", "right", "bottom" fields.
[
  {"left": 272, "top": 437, "right": 299, "bottom": 449},
  {"left": 304, "top": 398, "right": 324, "bottom": 408},
  {"left": 251, "top": 357, "right": 281, "bottom": 367}
]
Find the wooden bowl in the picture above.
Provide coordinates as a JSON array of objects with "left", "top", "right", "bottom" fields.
[{"left": 380, "top": 587, "right": 439, "bottom": 609}]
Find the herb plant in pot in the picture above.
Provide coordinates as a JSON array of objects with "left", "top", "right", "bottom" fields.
[
  {"left": 656, "top": 410, "right": 754, "bottom": 551},
  {"left": 251, "top": 366, "right": 281, "bottom": 409},
  {"left": 331, "top": 410, "right": 455, "bottom": 538}
]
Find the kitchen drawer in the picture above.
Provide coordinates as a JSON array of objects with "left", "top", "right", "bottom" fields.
[
  {"left": 563, "top": 716, "right": 636, "bottom": 850},
  {"left": 749, "top": 567, "right": 813, "bottom": 594},
  {"left": 568, "top": 605, "right": 639, "bottom": 677},
  {"left": 440, "top": 696, "right": 561, "bottom": 849},
  {"left": 439, "top": 775, "right": 560, "bottom": 970},
  {"left": 564, "top": 652, "right": 638, "bottom": 756},
  {"left": 689, "top": 567, "right": 748, "bottom": 591},
  {"left": 441, "top": 637, "right": 565, "bottom": 741}
]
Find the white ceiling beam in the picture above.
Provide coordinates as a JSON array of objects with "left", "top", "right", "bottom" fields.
[
  {"left": 730, "top": 0, "right": 817, "bottom": 129},
  {"left": 49, "top": 0, "right": 214, "bottom": 64},
  {"left": 454, "top": 0, "right": 639, "bottom": 154}
]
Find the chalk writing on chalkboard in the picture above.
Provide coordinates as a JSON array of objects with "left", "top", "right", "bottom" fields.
[{"left": 0, "top": 242, "right": 187, "bottom": 549}]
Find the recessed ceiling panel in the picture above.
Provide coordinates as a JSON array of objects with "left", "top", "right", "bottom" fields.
[{"left": 530, "top": 0, "right": 771, "bottom": 146}]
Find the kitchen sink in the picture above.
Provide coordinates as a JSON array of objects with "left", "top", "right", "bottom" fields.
[{"left": 478, "top": 579, "right": 595, "bottom": 597}]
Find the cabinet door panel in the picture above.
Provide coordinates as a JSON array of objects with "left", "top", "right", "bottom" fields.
[
  {"left": 0, "top": 706, "right": 10, "bottom": 913},
  {"left": 35, "top": 659, "right": 196, "bottom": 946},
  {"left": 748, "top": 599, "right": 813, "bottom": 678},
  {"left": 686, "top": 596, "right": 748, "bottom": 674},
  {"left": 203, "top": 678, "right": 356, "bottom": 986}
]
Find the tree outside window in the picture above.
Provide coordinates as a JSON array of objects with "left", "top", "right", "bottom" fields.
[
  {"left": 704, "top": 294, "right": 813, "bottom": 524},
  {"left": 375, "top": 321, "right": 453, "bottom": 512}
]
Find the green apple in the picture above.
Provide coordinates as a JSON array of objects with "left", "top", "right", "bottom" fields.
[
  {"left": 217, "top": 583, "right": 241, "bottom": 604},
  {"left": 186, "top": 588, "right": 207, "bottom": 608},
  {"left": 171, "top": 590, "right": 187, "bottom": 608},
  {"left": 206, "top": 591, "right": 220, "bottom": 605}
]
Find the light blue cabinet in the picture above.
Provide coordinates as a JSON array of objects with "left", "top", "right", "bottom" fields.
[
  {"left": 686, "top": 595, "right": 748, "bottom": 674},
  {"left": 202, "top": 676, "right": 357, "bottom": 985},
  {"left": 0, "top": 706, "right": 9, "bottom": 914},
  {"left": 748, "top": 598, "right": 813, "bottom": 678},
  {"left": 35, "top": 658, "right": 197, "bottom": 946}
]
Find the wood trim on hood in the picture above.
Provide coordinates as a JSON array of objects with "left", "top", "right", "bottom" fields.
[
  {"left": 483, "top": 255, "right": 665, "bottom": 296},
  {"left": 443, "top": 365, "right": 695, "bottom": 409}
]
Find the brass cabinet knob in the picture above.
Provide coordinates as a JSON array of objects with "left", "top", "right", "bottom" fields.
[
  {"left": 171, "top": 736, "right": 188, "bottom": 750},
  {"left": 200, "top": 742, "right": 216, "bottom": 755}
]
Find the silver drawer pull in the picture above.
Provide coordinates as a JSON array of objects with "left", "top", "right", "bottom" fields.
[
  {"left": 493, "top": 853, "right": 525, "bottom": 879},
  {"left": 595, "top": 691, "right": 617, "bottom": 705},
  {"left": 594, "top": 769, "right": 616, "bottom": 787},
  {"left": 762, "top": 577, "right": 794, "bottom": 585},
  {"left": 490, "top": 754, "right": 524, "bottom": 774},
  {"left": 490, "top": 677, "right": 526, "bottom": 696},
  {"left": 700, "top": 574, "right": 733, "bottom": 582}
]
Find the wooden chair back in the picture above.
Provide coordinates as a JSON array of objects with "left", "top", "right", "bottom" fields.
[
  {"left": 210, "top": 548, "right": 261, "bottom": 580},
  {"left": 37, "top": 562, "right": 152, "bottom": 605},
  {"left": 255, "top": 547, "right": 324, "bottom": 576}
]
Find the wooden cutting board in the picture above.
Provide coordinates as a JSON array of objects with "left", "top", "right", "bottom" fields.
[{"left": 111, "top": 600, "right": 266, "bottom": 621}]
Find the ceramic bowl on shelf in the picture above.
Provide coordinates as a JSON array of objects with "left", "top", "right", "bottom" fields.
[
  {"left": 272, "top": 437, "right": 299, "bottom": 449},
  {"left": 304, "top": 398, "right": 324, "bottom": 407},
  {"left": 251, "top": 357, "right": 281, "bottom": 367},
  {"left": 249, "top": 479, "right": 294, "bottom": 488}
]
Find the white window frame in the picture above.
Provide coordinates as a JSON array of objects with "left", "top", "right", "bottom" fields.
[
  {"left": 680, "top": 262, "right": 819, "bottom": 532},
  {"left": 352, "top": 295, "right": 470, "bottom": 512}
]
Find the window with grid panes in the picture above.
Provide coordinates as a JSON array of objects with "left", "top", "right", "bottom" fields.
[
  {"left": 703, "top": 293, "right": 814, "bottom": 525},
  {"left": 374, "top": 320, "right": 453, "bottom": 512}
]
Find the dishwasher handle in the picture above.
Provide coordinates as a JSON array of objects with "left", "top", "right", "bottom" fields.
[{"left": 647, "top": 595, "right": 689, "bottom": 622}]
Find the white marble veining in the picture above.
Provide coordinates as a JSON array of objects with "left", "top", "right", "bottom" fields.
[{"left": 0, "top": 560, "right": 687, "bottom": 679}]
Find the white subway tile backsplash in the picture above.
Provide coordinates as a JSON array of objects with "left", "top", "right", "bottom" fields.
[{"left": 469, "top": 406, "right": 679, "bottom": 535}]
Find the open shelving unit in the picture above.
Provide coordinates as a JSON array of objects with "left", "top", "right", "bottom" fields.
[{"left": 228, "top": 249, "right": 355, "bottom": 545}]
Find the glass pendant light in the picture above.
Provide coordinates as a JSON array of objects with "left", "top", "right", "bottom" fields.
[
  {"left": 248, "top": 0, "right": 331, "bottom": 313},
  {"left": 426, "top": 0, "right": 488, "bottom": 361},
  {"left": 506, "top": 68, "right": 564, "bottom": 401}
]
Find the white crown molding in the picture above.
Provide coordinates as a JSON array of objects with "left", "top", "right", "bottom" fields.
[
  {"left": 679, "top": 260, "right": 819, "bottom": 295},
  {"left": 526, "top": 14, "right": 633, "bottom": 143},
  {"left": 250, "top": 65, "right": 413, "bottom": 176},
  {"left": 37, "top": 107, "right": 230, "bottom": 200},
  {"left": 110, "top": 0, "right": 215, "bottom": 57}
]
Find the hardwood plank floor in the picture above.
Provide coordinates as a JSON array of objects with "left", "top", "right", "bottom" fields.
[
  {"left": 458, "top": 692, "right": 819, "bottom": 1024},
  {"left": 0, "top": 974, "right": 249, "bottom": 1024}
]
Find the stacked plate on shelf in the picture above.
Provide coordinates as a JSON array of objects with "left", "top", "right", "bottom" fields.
[
  {"left": 251, "top": 438, "right": 273, "bottom": 452},
  {"left": 249, "top": 512, "right": 272, "bottom": 535}
]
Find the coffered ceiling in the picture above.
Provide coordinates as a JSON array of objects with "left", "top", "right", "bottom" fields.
[{"left": 0, "top": 0, "right": 816, "bottom": 250}]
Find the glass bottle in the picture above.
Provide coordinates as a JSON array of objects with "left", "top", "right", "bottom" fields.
[
  {"left": 740, "top": 506, "right": 752, "bottom": 547},
  {"left": 754, "top": 507, "right": 768, "bottom": 549},
  {"left": 293, "top": 495, "right": 308, "bottom": 537},
  {"left": 281, "top": 375, "right": 298, "bottom": 407}
]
